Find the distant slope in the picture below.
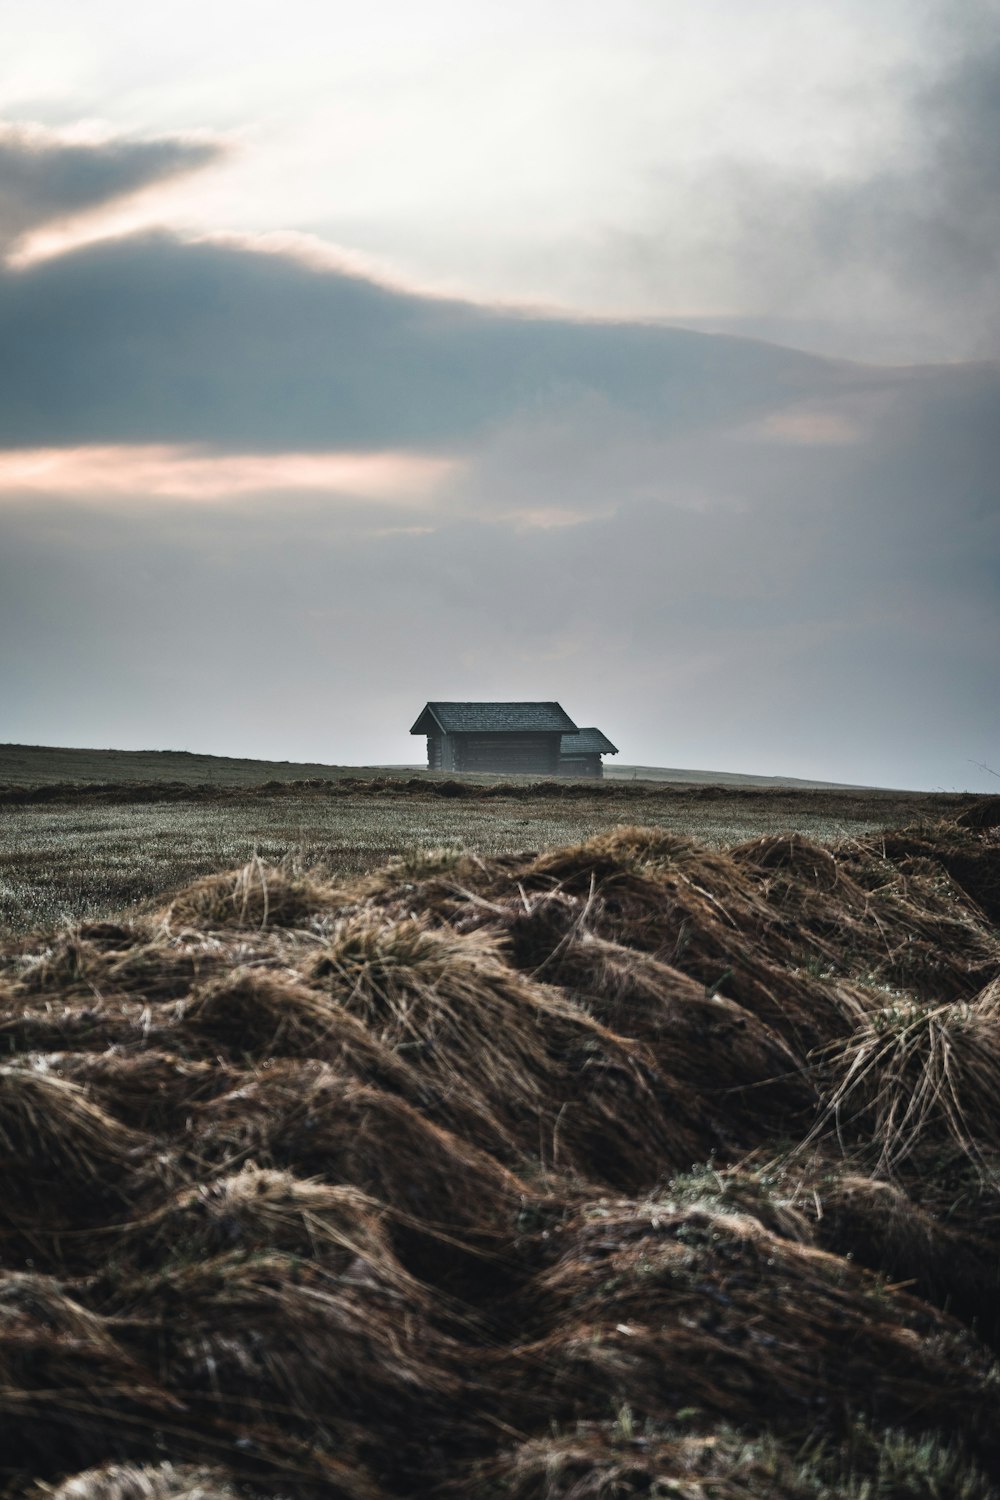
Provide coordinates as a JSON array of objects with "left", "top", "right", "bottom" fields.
[
  {"left": 2, "top": 742, "right": 878, "bottom": 792},
  {"left": 609, "top": 764, "right": 872, "bottom": 791},
  {"left": 0, "top": 743, "right": 394, "bottom": 788}
]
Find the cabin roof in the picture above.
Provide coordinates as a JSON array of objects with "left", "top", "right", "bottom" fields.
[
  {"left": 411, "top": 701, "right": 579, "bottom": 735},
  {"left": 560, "top": 727, "right": 618, "bottom": 755}
]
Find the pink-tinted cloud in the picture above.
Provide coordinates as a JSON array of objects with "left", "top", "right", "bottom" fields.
[
  {"left": 741, "top": 406, "right": 862, "bottom": 445},
  {"left": 0, "top": 444, "right": 458, "bottom": 503}
]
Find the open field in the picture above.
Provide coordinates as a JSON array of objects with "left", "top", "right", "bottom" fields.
[
  {"left": 0, "top": 771, "right": 980, "bottom": 936},
  {"left": 1, "top": 816, "right": 998, "bottom": 1497}
]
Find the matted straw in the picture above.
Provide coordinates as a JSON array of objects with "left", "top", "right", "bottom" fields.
[
  {"left": 464, "top": 1419, "right": 998, "bottom": 1500},
  {"left": 807, "top": 988, "right": 1000, "bottom": 1174},
  {"left": 163, "top": 860, "right": 348, "bottom": 932},
  {"left": 310, "top": 912, "right": 708, "bottom": 1188},
  {"left": 39, "top": 1464, "right": 241, "bottom": 1500},
  {"left": 500, "top": 1198, "right": 1000, "bottom": 1457}
]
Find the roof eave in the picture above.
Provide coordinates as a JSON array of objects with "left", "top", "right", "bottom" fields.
[{"left": 410, "top": 704, "right": 447, "bottom": 735}]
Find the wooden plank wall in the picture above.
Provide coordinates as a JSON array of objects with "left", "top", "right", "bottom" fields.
[
  {"left": 456, "top": 732, "right": 561, "bottom": 775},
  {"left": 425, "top": 732, "right": 584, "bottom": 775}
]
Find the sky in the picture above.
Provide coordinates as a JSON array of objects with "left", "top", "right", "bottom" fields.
[{"left": 0, "top": 0, "right": 997, "bottom": 789}]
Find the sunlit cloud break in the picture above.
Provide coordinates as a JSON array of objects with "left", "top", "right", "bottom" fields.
[
  {"left": 0, "top": 120, "right": 226, "bottom": 261},
  {"left": 0, "top": 445, "right": 458, "bottom": 502}
]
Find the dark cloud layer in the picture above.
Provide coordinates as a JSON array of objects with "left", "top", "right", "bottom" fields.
[
  {"left": 0, "top": 126, "right": 223, "bottom": 251},
  {"left": 0, "top": 230, "right": 855, "bottom": 452}
]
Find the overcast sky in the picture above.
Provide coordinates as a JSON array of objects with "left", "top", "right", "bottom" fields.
[{"left": 1, "top": 0, "right": 997, "bottom": 789}]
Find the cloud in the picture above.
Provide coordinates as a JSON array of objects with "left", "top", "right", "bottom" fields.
[
  {"left": 0, "top": 226, "right": 865, "bottom": 454},
  {"left": 0, "top": 445, "right": 457, "bottom": 503},
  {"left": 598, "top": 11, "right": 1000, "bottom": 361},
  {"left": 0, "top": 122, "right": 223, "bottom": 254}
]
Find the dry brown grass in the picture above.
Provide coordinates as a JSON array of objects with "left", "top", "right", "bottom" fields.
[
  {"left": 0, "top": 1063, "right": 147, "bottom": 1197},
  {"left": 38, "top": 1465, "right": 241, "bottom": 1500},
  {"left": 505, "top": 915, "right": 816, "bottom": 1146},
  {"left": 310, "top": 913, "right": 709, "bottom": 1187},
  {"left": 163, "top": 860, "right": 347, "bottom": 932},
  {"left": 501, "top": 1197, "right": 997, "bottom": 1454},
  {"left": 661, "top": 1154, "right": 1000, "bottom": 1347},
  {"left": 189, "top": 1061, "right": 532, "bottom": 1246},
  {"left": 37, "top": 1051, "right": 232, "bottom": 1132},
  {"left": 465, "top": 1421, "right": 1000, "bottom": 1499},
  {"left": 0, "top": 819, "right": 997, "bottom": 1498},
  {"left": 480, "top": 828, "right": 881, "bottom": 1055},
  {"left": 0, "top": 1273, "right": 182, "bottom": 1479},
  {"left": 810, "top": 986, "right": 1000, "bottom": 1173}
]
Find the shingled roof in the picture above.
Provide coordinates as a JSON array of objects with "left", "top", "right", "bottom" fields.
[
  {"left": 560, "top": 728, "right": 618, "bottom": 755},
  {"left": 411, "top": 702, "right": 579, "bottom": 735}
]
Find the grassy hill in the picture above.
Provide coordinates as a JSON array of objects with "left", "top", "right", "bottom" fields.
[
  {"left": 0, "top": 742, "right": 398, "bottom": 788},
  {"left": 2, "top": 741, "right": 872, "bottom": 791}
]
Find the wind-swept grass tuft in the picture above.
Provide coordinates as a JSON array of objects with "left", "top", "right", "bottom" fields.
[
  {"left": 311, "top": 912, "right": 709, "bottom": 1188},
  {"left": 0, "top": 1062, "right": 147, "bottom": 1223},
  {"left": 163, "top": 860, "right": 346, "bottom": 931},
  {"left": 811, "top": 987, "right": 1000, "bottom": 1173},
  {"left": 39, "top": 1465, "right": 242, "bottom": 1500},
  {"left": 465, "top": 1419, "right": 999, "bottom": 1499}
]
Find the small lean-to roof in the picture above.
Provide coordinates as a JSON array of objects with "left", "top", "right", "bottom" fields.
[
  {"left": 411, "top": 702, "right": 579, "bottom": 735},
  {"left": 560, "top": 727, "right": 618, "bottom": 756}
]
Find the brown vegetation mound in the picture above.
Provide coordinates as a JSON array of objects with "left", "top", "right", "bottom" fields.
[{"left": 0, "top": 819, "right": 998, "bottom": 1497}]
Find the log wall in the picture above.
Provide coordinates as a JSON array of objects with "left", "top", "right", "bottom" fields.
[{"left": 425, "top": 732, "right": 562, "bottom": 775}]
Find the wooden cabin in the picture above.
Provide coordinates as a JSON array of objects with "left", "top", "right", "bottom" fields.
[
  {"left": 558, "top": 727, "right": 619, "bottom": 779},
  {"left": 411, "top": 701, "right": 579, "bottom": 776}
]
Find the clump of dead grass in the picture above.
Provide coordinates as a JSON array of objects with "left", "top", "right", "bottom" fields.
[
  {"left": 466, "top": 1418, "right": 999, "bottom": 1500},
  {"left": 40, "top": 1050, "right": 230, "bottom": 1132},
  {"left": 810, "top": 987, "right": 1000, "bottom": 1174},
  {"left": 189, "top": 1061, "right": 531, "bottom": 1243},
  {"left": 661, "top": 1161, "right": 819, "bottom": 1245},
  {"left": 107, "top": 1249, "right": 477, "bottom": 1479},
  {"left": 0, "top": 1062, "right": 147, "bottom": 1215},
  {"left": 99, "top": 934, "right": 233, "bottom": 1003},
  {"left": 663, "top": 1154, "right": 1000, "bottom": 1344},
  {"left": 502, "top": 1197, "right": 1000, "bottom": 1457},
  {"left": 489, "top": 829, "right": 880, "bottom": 1056},
  {"left": 466, "top": 1423, "right": 809, "bottom": 1499},
  {"left": 181, "top": 969, "right": 399, "bottom": 1072},
  {"left": 128, "top": 1166, "right": 414, "bottom": 1293},
  {"left": 366, "top": 845, "right": 473, "bottom": 888},
  {"left": 0, "top": 1273, "right": 180, "bottom": 1477},
  {"left": 309, "top": 913, "right": 709, "bottom": 1188},
  {"left": 519, "top": 921, "right": 815, "bottom": 1147},
  {"left": 12, "top": 934, "right": 113, "bottom": 997},
  {"left": 164, "top": 860, "right": 346, "bottom": 931},
  {"left": 37, "top": 1465, "right": 241, "bottom": 1500}
]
